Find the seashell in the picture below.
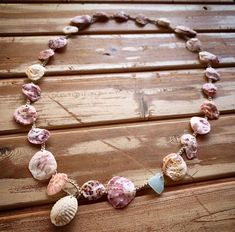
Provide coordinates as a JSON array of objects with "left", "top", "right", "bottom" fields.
[
  {"left": 93, "top": 12, "right": 109, "bottom": 22},
  {"left": 186, "top": 38, "right": 202, "bottom": 52},
  {"left": 157, "top": 18, "right": 171, "bottom": 27},
  {"left": 200, "top": 101, "right": 220, "bottom": 120},
  {"left": 202, "top": 83, "right": 217, "bottom": 97},
  {"left": 135, "top": 14, "right": 149, "bottom": 26},
  {"left": 28, "top": 150, "right": 57, "bottom": 180},
  {"left": 107, "top": 176, "right": 136, "bottom": 209},
  {"left": 70, "top": 15, "right": 92, "bottom": 28},
  {"left": 63, "top": 26, "right": 79, "bottom": 35},
  {"left": 148, "top": 172, "right": 164, "bottom": 194},
  {"left": 47, "top": 173, "right": 68, "bottom": 196},
  {"left": 38, "top": 49, "right": 55, "bottom": 61},
  {"left": 174, "top": 25, "right": 197, "bottom": 37},
  {"left": 113, "top": 11, "right": 129, "bottom": 22},
  {"left": 162, "top": 153, "right": 187, "bottom": 181},
  {"left": 27, "top": 127, "right": 50, "bottom": 144},
  {"left": 205, "top": 67, "right": 220, "bottom": 82},
  {"left": 199, "top": 51, "right": 219, "bottom": 65},
  {"left": 180, "top": 134, "right": 197, "bottom": 160},
  {"left": 81, "top": 180, "right": 106, "bottom": 200},
  {"left": 49, "top": 37, "right": 67, "bottom": 50},
  {"left": 22, "top": 83, "right": 41, "bottom": 102},
  {"left": 14, "top": 105, "right": 38, "bottom": 125},
  {"left": 26, "top": 64, "right": 45, "bottom": 81},
  {"left": 50, "top": 195, "right": 78, "bottom": 226},
  {"left": 190, "top": 116, "right": 211, "bottom": 135}
]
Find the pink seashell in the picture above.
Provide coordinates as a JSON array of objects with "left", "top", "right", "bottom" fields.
[
  {"left": 38, "top": 49, "right": 55, "bottom": 61},
  {"left": 135, "top": 14, "right": 149, "bottom": 26},
  {"left": 81, "top": 180, "right": 106, "bottom": 200},
  {"left": 202, "top": 83, "right": 217, "bottom": 97},
  {"left": 201, "top": 101, "right": 220, "bottom": 120},
  {"left": 28, "top": 128, "right": 50, "bottom": 144},
  {"left": 205, "top": 67, "right": 220, "bottom": 82},
  {"left": 113, "top": 11, "right": 129, "bottom": 22},
  {"left": 107, "top": 176, "right": 136, "bottom": 209},
  {"left": 70, "top": 15, "right": 92, "bottom": 28},
  {"left": 199, "top": 51, "right": 219, "bottom": 65},
  {"left": 22, "top": 83, "right": 41, "bottom": 102},
  {"left": 180, "top": 134, "right": 197, "bottom": 159},
  {"left": 48, "top": 37, "right": 67, "bottom": 50},
  {"left": 162, "top": 153, "right": 187, "bottom": 181},
  {"left": 93, "top": 12, "right": 109, "bottom": 22},
  {"left": 175, "top": 25, "right": 197, "bottom": 37},
  {"left": 186, "top": 38, "right": 202, "bottom": 52},
  {"left": 14, "top": 105, "right": 38, "bottom": 125},
  {"left": 190, "top": 116, "right": 211, "bottom": 135},
  {"left": 47, "top": 173, "right": 68, "bottom": 196},
  {"left": 28, "top": 150, "right": 57, "bottom": 180}
]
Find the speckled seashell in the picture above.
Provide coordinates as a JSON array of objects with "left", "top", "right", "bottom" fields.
[
  {"left": 201, "top": 101, "right": 220, "bottom": 120},
  {"left": 48, "top": 37, "right": 67, "bottom": 50},
  {"left": 14, "top": 105, "right": 38, "bottom": 125},
  {"left": 157, "top": 18, "right": 171, "bottom": 27},
  {"left": 63, "top": 26, "right": 79, "bottom": 34},
  {"left": 81, "top": 180, "right": 106, "bottom": 200},
  {"left": 190, "top": 116, "right": 211, "bottom": 135},
  {"left": 135, "top": 14, "right": 149, "bottom": 26},
  {"left": 199, "top": 51, "right": 219, "bottom": 65},
  {"left": 107, "top": 176, "right": 136, "bottom": 209},
  {"left": 162, "top": 153, "right": 187, "bottom": 181},
  {"left": 22, "top": 83, "right": 41, "bottom": 102},
  {"left": 113, "top": 11, "right": 129, "bottom": 22},
  {"left": 180, "top": 134, "right": 197, "bottom": 160},
  {"left": 38, "top": 49, "right": 55, "bottom": 61},
  {"left": 27, "top": 128, "right": 50, "bottom": 144},
  {"left": 47, "top": 173, "right": 68, "bottom": 196},
  {"left": 26, "top": 64, "right": 45, "bottom": 81},
  {"left": 28, "top": 150, "right": 57, "bottom": 180},
  {"left": 70, "top": 15, "right": 92, "bottom": 28},
  {"left": 50, "top": 196, "right": 78, "bottom": 226},
  {"left": 202, "top": 83, "right": 217, "bottom": 97},
  {"left": 174, "top": 25, "right": 197, "bottom": 37},
  {"left": 205, "top": 67, "right": 220, "bottom": 82},
  {"left": 93, "top": 12, "right": 109, "bottom": 22},
  {"left": 186, "top": 38, "right": 202, "bottom": 52}
]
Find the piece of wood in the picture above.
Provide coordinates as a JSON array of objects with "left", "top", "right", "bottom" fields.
[
  {"left": 0, "top": 67, "right": 235, "bottom": 134},
  {"left": 0, "top": 178, "right": 234, "bottom": 231},
  {"left": 1, "top": 4, "right": 235, "bottom": 36},
  {"left": 0, "top": 114, "right": 234, "bottom": 209}
]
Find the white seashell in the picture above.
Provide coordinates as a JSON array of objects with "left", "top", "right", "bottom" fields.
[
  {"left": 28, "top": 150, "right": 57, "bottom": 180},
  {"left": 157, "top": 18, "right": 170, "bottom": 27},
  {"left": 63, "top": 26, "right": 79, "bottom": 34},
  {"left": 50, "top": 195, "right": 78, "bottom": 226},
  {"left": 186, "top": 38, "right": 202, "bottom": 52},
  {"left": 25, "top": 64, "right": 45, "bottom": 81}
]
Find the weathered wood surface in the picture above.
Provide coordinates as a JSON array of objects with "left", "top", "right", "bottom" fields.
[
  {"left": 1, "top": 4, "right": 235, "bottom": 36},
  {"left": 0, "top": 178, "right": 234, "bottom": 232},
  {"left": 0, "top": 68, "right": 235, "bottom": 134}
]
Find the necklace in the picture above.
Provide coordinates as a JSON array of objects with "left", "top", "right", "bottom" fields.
[{"left": 13, "top": 11, "right": 220, "bottom": 227}]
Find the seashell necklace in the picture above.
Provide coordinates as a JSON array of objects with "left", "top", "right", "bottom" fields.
[{"left": 13, "top": 11, "right": 221, "bottom": 227}]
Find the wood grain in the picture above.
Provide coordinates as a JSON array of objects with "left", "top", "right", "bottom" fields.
[
  {"left": 0, "top": 178, "right": 234, "bottom": 232},
  {"left": 0, "top": 67, "right": 235, "bottom": 134},
  {"left": 1, "top": 4, "right": 235, "bottom": 36},
  {"left": 0, "top": 114, "right": 234, "bottom": 209}
]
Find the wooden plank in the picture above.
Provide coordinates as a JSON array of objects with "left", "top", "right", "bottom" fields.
[
  {"left": 0, "top": 178, "right": 234, "bottom": 231},
  {"left": 0, "top": 67, "right": 234, "bottom": 134},
  {"left": 1, "top": 33, "right": 235, "bottom": 79},
  {"left": 0, "top": 114, "right": 234, "bottom": 209},
  {"left": 1, "top": 4, "right": 235, "bottom": 36}
]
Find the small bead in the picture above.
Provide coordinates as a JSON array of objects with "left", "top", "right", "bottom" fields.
[
  {"left": 63, "top": 26, "right": 79, "bottom": 34},
  {"left": 26, "top": 64, "right": 45, "bottom": 81},
  {"left": 14, "top": 105, "right": 38, "bottom": 125}
]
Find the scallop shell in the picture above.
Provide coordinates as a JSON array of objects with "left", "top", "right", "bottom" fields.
[
  {"left": 186, "top": 38, "right": 202, "bottom": 52},
  {"left": 38, "top": 49, "right": 55, "bottom": 61},
  {"left": 162, "top": 153, "right": 187, "bottom": 181},
  {"left": 202, "top": 83, "right": 217, "bottom": 97},
  {"left": 26, "top": 64, "right": 45, "bottom": 81},
  {"left": 47, "top": 173, "right": 68, "bottom": 196},
  {"left": 28, "top": 150, "right": 57, "bottom": 180},
  {"left": 190, "top": 116, "right": 211, "bottom": 135},
  {"left": 50, "top": 196, "right": 78, "bottom": 226},
  {"left": 157, "top": 18, "right": 170, "bottom": 27},
  {"left": 81, "top": 180, "right": 106, "bottom": 200},
  {"left": 199, "top": 51, "right": 219, "bottom": 65},
  {"left": 205, "top": 67, "right": 220, "bottom": 82},
  {"left": 200, "top": 101, "right": 220, "bottom": 120},
  {"left": 27, "top": 127, "right": 50, "bottom": 144},
  {"left": 180, "top": 134, "right": 197, "bottom": 160},
  {"left": 14, "top": 105, "right": 38, "bottom": 125},
  {"left": 22, "top": 83, "right": 41, "bottom": 102},
  {"left": 48, "top": 37, "right": 67, "bottom": 50},
  {"left": 107, "top": 176, "right": 136, "bottom": 209},
  {"left": 175, "top": 25, "right": 197, "bottom": 37}
]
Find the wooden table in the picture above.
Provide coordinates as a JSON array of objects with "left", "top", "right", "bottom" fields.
[{"left": 0, "top": 1, "right": 235, "bottom": 231}]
